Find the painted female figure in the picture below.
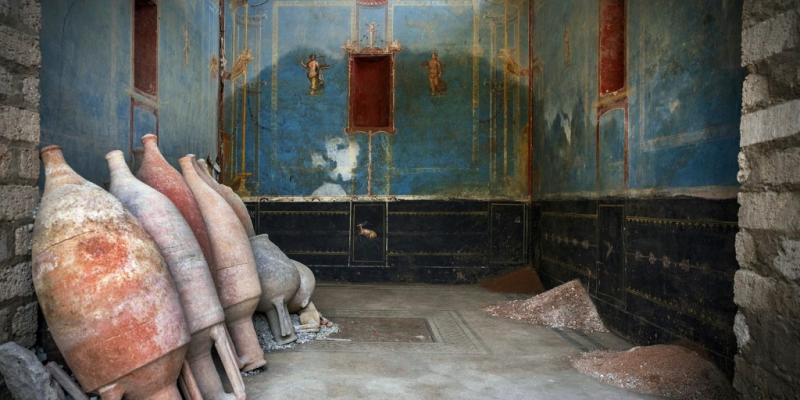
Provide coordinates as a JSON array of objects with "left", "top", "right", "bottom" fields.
[
  {"left": 300, "top": 54, "right": 330, "bottom": 96},
  {"left": 422, "top": 51, "right": 446, "bottom": 96}
]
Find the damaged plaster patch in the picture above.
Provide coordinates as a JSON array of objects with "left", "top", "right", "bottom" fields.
[
  {"left": 311, "top": 152, "right": 328, "bottom": 168},
  {"left": 312, "top": 182, "right": 346, "bottom": 196},
  {"left": 560, "top": 113, "right": 572, "bottom": 145},
  {"left": 669, "top": 99, "right": 680, "bottom": 113},
  {"left": 325, "top": 137, "right": 360, "bottom": 181}
]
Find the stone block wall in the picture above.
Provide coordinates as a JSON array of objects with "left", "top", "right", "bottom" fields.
[
  {"left": 0, "top": 0, "right": 41, "bottom": 351},
  {"left": 735, "top": 0, "right": 800, "bottom": 398}
]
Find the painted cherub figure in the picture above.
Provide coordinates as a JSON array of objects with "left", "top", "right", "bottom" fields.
[
  {"left": 421, "top": 51, "right": 447, "bottom": 96},
  {"left": 300, "top": 54, "right": 330, "bottom": 96}
]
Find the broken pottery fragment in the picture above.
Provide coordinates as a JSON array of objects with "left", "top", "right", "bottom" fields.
[
  {"left": 32, "top": 146, "right": 189, "bottom": 399},
  {"left": 180, "top": 154, "right": 266, "bottom": 372},
  {"left": 106, "top": 151, "right": 245, "bottom": 400},
  {"left": 136, "top": 134, "right": 215, "bottom": 267},
  {"left": 250, "top": 234, "right": 301, "bottom": 345},
  {"left": 297, "top": 301, "right": 323, "bottom": 333},
  {"left": 45, "top": 362, "right": 88, "bottom": 400}
]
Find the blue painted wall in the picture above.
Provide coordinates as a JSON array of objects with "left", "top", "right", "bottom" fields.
[
  {"left": 224, "top": 0, "right": 531, "bottom": 199},
  {"left": 41, "top": 0, "right": 220, "bottom": 186},
  {"left": 532, "top": 0, "right": 743, "bottom": 198}
]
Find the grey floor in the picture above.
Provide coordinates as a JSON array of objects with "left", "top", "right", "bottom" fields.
[{"left": 244, "top": 283, "right": 658, "bottom": 399}]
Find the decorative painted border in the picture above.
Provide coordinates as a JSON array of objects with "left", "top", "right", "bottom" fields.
[
  {"left": 541, "top": 211, "right": 598, "bottom": 219},
  {"left": 624, "top": 215, "right": 738, "bottom": 230},
  {"left": 290, "top": 308, "right": 489, "bottom": 354}
]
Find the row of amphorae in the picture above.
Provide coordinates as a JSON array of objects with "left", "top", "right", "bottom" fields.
[{"left": 32, "top": 134, "right": 315, "bottom": 400}]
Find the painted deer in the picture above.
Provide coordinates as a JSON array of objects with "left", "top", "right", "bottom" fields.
[{"left": 356, "top": 222, "right": 378, "bottom": 240}]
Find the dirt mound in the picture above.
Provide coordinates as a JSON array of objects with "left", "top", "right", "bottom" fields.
[
  {"left": 484, "top": 279, "right": 607, "bottom": 333},
  {"left": 480, "top": 266, "right": 544, "bottom": 294},
  {"left": 571, "top": 344, "right": 735, "bottom": 399}
]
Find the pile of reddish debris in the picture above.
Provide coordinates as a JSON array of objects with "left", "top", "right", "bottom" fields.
[
  {"left": 571, "top": 344, "right": 735, "bottom": 399},
  {"left": 484, "top": 279, "right": 608, "bottom": 333},
  {"left": 480, "top": 266, "right": 545, "bottom": 294}
]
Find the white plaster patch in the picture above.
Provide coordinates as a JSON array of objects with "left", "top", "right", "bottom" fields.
[
  {"left": 560, "top": 114, "right": 572, "bottom": 145},
  {"left": 312, "top": 182, "right": 347, "bottom": 197},
  {"left": 669, "top": 99, "right": 680, "bottom": 113},
  {"left": 311, "top": 152, "right": 327, "bottom": 168},
  {"left": 325, "top": 136, "right": 359, "bottom": 181}
]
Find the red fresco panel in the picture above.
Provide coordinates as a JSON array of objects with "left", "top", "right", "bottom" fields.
[
  {"left": 349, "top": 55, "right": 393, "bottom": 132},
  {"left": 599, "top": 0, "right": 625, "bottom": 95}
]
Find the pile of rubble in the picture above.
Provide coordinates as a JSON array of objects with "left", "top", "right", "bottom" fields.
[
  {"left": 254, "top": 313, "right": 339, "bottom": 353},
  {"left": 480, "top": 266, "right": 544, "bottom": 294},
  {"left": 571, "top": 344, "right": 735, "bottom": 399},
  {"left": 485, "top": 279, "right": 608, "bottom": 333}
]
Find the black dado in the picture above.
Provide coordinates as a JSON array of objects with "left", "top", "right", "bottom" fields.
[
  {"left": 246, "top": 200, "right": 530, "bottom": 283},
  {"left": 532, "top": 197, "right": 739, "bottom": 377}
]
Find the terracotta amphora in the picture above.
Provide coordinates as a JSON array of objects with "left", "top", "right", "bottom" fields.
[
  {"left": 106, "top": 151, "right": 246, "bottom": 400},
  {"left": 288, "top": 259, "right": 316, "bottom": 313},
  {"left": 136, "top": 134, "right": 215, "bottom": 266},
  {"left": 250, "top": 234, "right": 300, "bottom": 345},
  {"left": 32, "top": 146, "right": 189, "bottom": 400},
  {"left": 192, "top": 158, "right": 256, "bottom": 237},
  {"left": 179, "top": 155, "right": 266, "bottom": 372}
]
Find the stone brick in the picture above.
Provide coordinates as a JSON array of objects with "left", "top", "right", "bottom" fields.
[
  {"left": 774, "top": 237, "right": 800, "bottom": 280},
  {"left": 741, "top": 145, "right": 800, "bottom": 187},
  {"left": 0, "top": 228, "right": 9, "bottom": 263},
  {"left": 742, "top": 73, "right": 770, "bottom": 110},
  {"left": 735, "top": 355, "right": 797, "bottom": 400},
  {"left": 0, "top": 64, "right": 15, "bottom": 97},
  {"left": 0, "top": 308, "right": 9, "bottom": 343},
  {"left": 743, "top": 0, "right": 800, "bottom": 29},
  {"left": 13, "top": 224, "right": 31, "bottom": 256},
  {"left": 742, "top": 9, "right": 800, "bottom": 66},
  {"left": 740, "top": 99, "right": 800, "bottom": 146},
  {"left": 0, "top": 185, "right": 37, "bottom": 221},
  {"left": 737, "top": 310, "right": 800, "bottom": 383},
  {"left": 734, "top": 311, "right": 751, "bottom": 349},
  {"left": 0, "top": 25, "right": 40, "bottom": 67},
  {"left": 734, "top": 269, "right": 800, "bottom": 318},
  {"left": 0, "top": 141, "right": 11, "bottom": 180},
  {"left": 0, "top": 262, "right": 33, "bottom": 302},
  {"left": 18, "top": 0, "right": 41, "bottom": 33},
  {"left": 22, "top": 76, "right": 38, "bottom": 106},
  {"left": 739, "top": 191, "right": 800, "bottom": 232},
  {"left": 0, "top": 106, "right": 40, "bottom": 142},
  {"left": 11, "top": 302, "right": 37, "bottom": 347},
  {"left": 736, "top": 230, "right": 757, "bottom": 269},
  {"left": 15, "top": 145, "right": 38, "bottom": 180},
  {"left": 737, "top": 151, "right": 750, "bottom": 185}
]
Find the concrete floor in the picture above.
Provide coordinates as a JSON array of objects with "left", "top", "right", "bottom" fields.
[{"left": 244, "top": 283, "right": 658, "bottom": 399}]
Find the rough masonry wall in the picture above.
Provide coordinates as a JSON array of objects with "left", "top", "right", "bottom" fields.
[
  {"left": 735, "top": 0, "right": 800, "bottom": 398},
  {"left": 0, "top": 0, "right": 41, "bottom": 351}
]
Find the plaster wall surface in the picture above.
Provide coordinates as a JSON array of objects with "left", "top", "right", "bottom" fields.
[
  {"left": 39, "top": 0, "right": 220, "bottom": 187},
  {"left": 532, "top": 0, "right": 743, "bottom": 198},
  {"left": 224, "top": 0, "right": 531, "bottom": 199}
]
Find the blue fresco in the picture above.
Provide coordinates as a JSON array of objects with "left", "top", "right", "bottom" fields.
[
  {"left": 532, "top": 0, "right": 743, "bottom": 198},
  {"left": 225, "top": 0, "right": 531, "bottom": 198},
  {"left": 598, "top": 108, "right": 625, "bottom": 191},
  {"left": 40, "top": 0, "right": 220, "bottom": 186}
]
